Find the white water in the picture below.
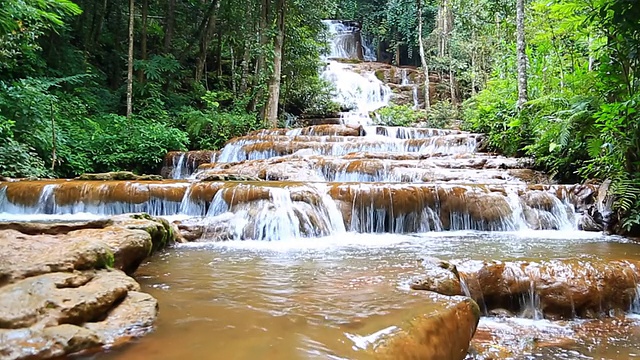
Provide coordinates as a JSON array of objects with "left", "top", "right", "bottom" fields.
[
  {"left": 0, "top": 182, "right": 582, "bottom": 240},
  {"left": 321, "top": 20, "right": 391, "bottom": 126}
]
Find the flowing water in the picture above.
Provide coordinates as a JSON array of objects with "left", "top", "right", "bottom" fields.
[
  {"left": 321, "top": 20, "right": 391, "bottom": 126},
  {"left": 75, "top": 231, "right": 640, "bottom": 360}
]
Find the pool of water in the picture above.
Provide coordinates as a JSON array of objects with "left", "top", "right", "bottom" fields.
[{"left": 82, "top": 231, "right": 640, "bottom": 360}]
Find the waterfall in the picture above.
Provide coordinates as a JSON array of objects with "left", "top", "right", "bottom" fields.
[
  {"left": 321, "top": 20, "right": 391, "bottom": 126},
  {"left": 400, "top": 68, "right": 420, "bottom": 110},
  {"left": 173, "top": 153, "right": 186, "bottom": 179}
]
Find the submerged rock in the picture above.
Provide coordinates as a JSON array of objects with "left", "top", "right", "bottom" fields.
[
  {"left": 375, "top": 293, "right": 480, "bottom": 360},
  {"left": 0, "top": 215, "right": 177, "bottom": 359}
]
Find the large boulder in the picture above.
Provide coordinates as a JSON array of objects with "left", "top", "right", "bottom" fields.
[
  {"left": 0, "top": 214, "right": 176, "bottom": 359},
  {"left": 375, "top": 293, "right": 480, "bottom": 360}
]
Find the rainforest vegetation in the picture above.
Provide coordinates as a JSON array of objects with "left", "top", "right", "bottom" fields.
[{"left": 0, "top": 0, "right": 639, "bottom": 229}]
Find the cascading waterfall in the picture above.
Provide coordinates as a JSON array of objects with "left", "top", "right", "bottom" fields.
[
  {"left": 0, "top": 181, "right": 582, "bottom": 239},
  {"left": 632, "top": 284, "right": 640, "bottom": 314},
  {"left": 400, "top": 69, "right": 419, "bottom": 110},
  {"left": 321, "top": 20, "right": 391, "bottom": 126},
  {"left": 173, "top": 153, "right": 187, "bottom": 179}
]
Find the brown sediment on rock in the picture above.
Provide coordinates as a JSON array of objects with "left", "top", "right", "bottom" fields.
[
  {"left": 375, "top": 293, "right": 480, "bottom": 360},
  {"left": 412, "top": 258, "right": 640, "bottom": 319},
  {"left": 75, "top": 171, "right": 163, "bottom": 181},
  {"left": 247, "top": 124, "right": 364, "bottom": 137},
  {"left": 0, "top": 219, "right": 112, "bottom": 235},
  {"left": 1, "top": 180, "right": 191, "bottom": 208},
  {"left": 0, "top": 214, "right": 178, "bottom": 359}
]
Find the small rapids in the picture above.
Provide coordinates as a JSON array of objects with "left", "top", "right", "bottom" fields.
[{"left": 81, "top": 231, "right": 640, "bottom": 360}]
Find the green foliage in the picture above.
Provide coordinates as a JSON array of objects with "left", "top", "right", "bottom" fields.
[
  {"left": 427, "top": 100, "right": 457, "bottom": 129},
  {"left": 462, "top": 78, "right": 522, "bottom": 155},
  {"left": 0, "top": 0, "right": 82, "bottom": 36},
  {"left": 181, "top": 108, "right": 263, "bottom": 150},
  {"left": 374, "top": 104, "right": 428, "bottom": 127},
  {"left": 462, "top": 0, "right": 640, "bottom": 231},
  {"left": 0, "top": 137, "right": 49, "bottom": 178}
]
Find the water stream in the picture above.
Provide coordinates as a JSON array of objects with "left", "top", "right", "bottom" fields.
[{"left": 78, "top": 232, "right": 640, "bottom": 360}]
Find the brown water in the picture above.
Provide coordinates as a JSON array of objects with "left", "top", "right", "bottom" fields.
[{"left": 77, "top": 231, "right": 640, "bottom": 360}]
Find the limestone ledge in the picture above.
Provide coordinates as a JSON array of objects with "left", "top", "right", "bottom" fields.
[
  {"left": 411, "top": 257, "right": 640, "bottom": 319},
  {"left": 0, "top": 214, "right": 179, "bottom": 360}
]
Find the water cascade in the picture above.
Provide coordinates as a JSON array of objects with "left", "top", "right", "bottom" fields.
[
  {"left": 400, "top": 68, "right": 420, "bottom": 110},
  {"left": 321, "top": 20, "right": 391, "bottom": 126}
]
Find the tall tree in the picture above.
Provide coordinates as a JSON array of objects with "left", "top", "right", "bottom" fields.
[
  {"left": 417, "top": 0, "right": 431, "bottom": 111},
  {"left": 264, "top": 0, "right": 285, "bottom": 126},
  {"left": 516, "top": 0, "right": 527, "bottom": 109},
  {"left": 195, "top": 0, "right": 221, "bottom": 84},
  {"left": 126, "top": 0, "right": 134, "bottom": 118}
]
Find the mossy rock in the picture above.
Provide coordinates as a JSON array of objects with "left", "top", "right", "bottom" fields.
[
  {"left": 334, "top": 57, "right": 363, "bottom": 64},
  {"left": 76, "top": 171, "right": 163, "bottom": 181}
]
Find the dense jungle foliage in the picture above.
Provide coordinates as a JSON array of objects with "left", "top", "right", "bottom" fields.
[{"left": 1, "top": 0, "right": 639, "bottom": 230}]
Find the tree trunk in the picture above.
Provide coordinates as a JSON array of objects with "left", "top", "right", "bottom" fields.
[
  {"left": 239, "top": 40, "right": 251, "bottom": 92},
  {"left": 163, "top": 0, "right": 176, "bottom": 53},
  {"left": 264, "top": 0, "right": 285, "bottom": 127},
  {"left": 138, "top": 0, "right": 148, "bottom": 83},
  {"left": 231, "top": 45, "right": 237, "bottom": 95},
  {"left": 449, "top": 66, "right": 456, "bottom": 104},
  {"left": 417, "top": 0, "right": 430, "bottom": 111},
  {"left": 195, "top": 0, "right": 221, "bottom": 84},
  {"left": 516, "top": 0, "right": 528, "bottom": 110},
  {"left": 126, "top": 0, "right": 134, "bottom": 118},
  {"left": 471, "top": 28, "right": 476, "bottom": 95},
  {"left": 247, "top": 0, "right": 270, "bottom": 112},
  {"left": 50, "top": 101, "right": 56, "bottom": 171},
  {"left": 93, "top": 0, "right": 108, "bottom": 45}
]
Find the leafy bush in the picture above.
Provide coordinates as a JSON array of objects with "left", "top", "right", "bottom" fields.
[
  {"left": 181, "top": 108, "right": 263, "bottom": 150},
  {"left": 462, "top": 79, "right": 523, "bottom": 156},
  {"left": 374, "top": 104, "right": 428, "bottom": 127},
  {"left": 284, "top": 77, "right": 340, "bottom": 116},
  {"left": 75, "top": 114, "right": 189, "bottom": 175},
  {"left": 427, "top": 100, "right": 458, "bottom": 129},
  {"left": 0, "top": 137, "right": 49, "bottom": 178}
]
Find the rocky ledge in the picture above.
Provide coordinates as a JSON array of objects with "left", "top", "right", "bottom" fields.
[
  {"left": 411, "top": 257, "right": 640, "bottom": 319},
  {"left": 0, "top": 214, "right": 180, "bottom": 359}
]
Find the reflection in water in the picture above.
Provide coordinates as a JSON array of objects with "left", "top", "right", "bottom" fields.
[{"left": 84, "top": 231, "right": 640, "bottom": 360}]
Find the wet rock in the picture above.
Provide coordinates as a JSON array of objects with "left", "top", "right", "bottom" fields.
[
  {"left": 200, "top": 174, "right": 262, "bottom": 182},
  {"left": 577, "top": 213, "right": 603, "bottom": 232},
  {"left": 76, "top": 171, "right": 163, "bottom": 181},
  {"left": 0, "top": 215, "right": 176, "bottom": 358},
  {"left": 0, "top": 324, "right": 102, "bottom": 360},
  {"left": 84, "top": 291, "right": 158, "bottom": 345},
  {"left": 411, "top": 258, "right": 462, "bottom": 296},
  {"left": 375, "top": 294, "right": 480, "bottom": 360},
  {"left": 454, "top": 259, "right": 640, "bottom": 319},
  {"left": 161, "top": 150, "right": 218, "bottom": 179},
  {"left": 0, "top": 219, "right": 112, "bottom": 235},
  {"left": 0, "top": 270, "right": 138, "bottom": 329},
  {"left": 175, "top": 220, "right": 205, "bottom": 241},
  {"left": 488, "top": 308, "right": 514, "bottom": 317},
  {"left": 0, "top": 215, "right": 177, "bottom": 283}
]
